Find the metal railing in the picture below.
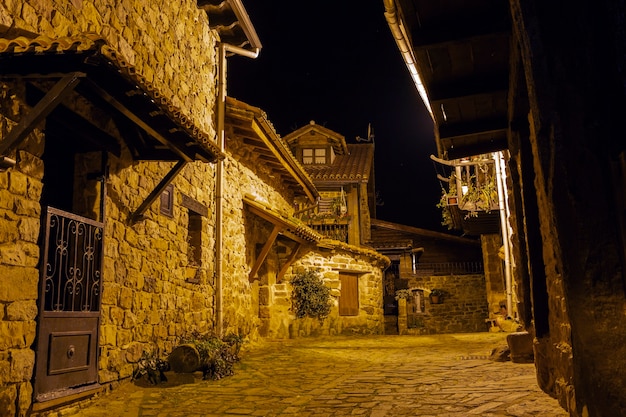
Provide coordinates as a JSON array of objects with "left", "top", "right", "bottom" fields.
[
  {"left": 41, "top": 207, "right": 104, "bottom": 312},
  {"left": 414, "top": 262, "right": 484, "bottom": 276},
  {"left": 306, "top": 221, "right": 349, "bottom": 243}
]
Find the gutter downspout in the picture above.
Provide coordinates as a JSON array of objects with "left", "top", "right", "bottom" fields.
[
  {"left": 383, "top": 0, "right": 432, "bottom": 117},
  {"left": 494, "top": 151, "right": 513, "bottom": 317},
  {"left": 216, "top": 43, "right": 259, "bottom": 338}
]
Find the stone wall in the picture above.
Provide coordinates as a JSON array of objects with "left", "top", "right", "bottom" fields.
[
  {"left": 400, "top": 274, "right": 490, "bottom": 335},
  {"left": 263, "top": 248, "right": 387, "bottom": 339},
  {"left": 99, "top": 157, "right": 217, "bottom": 384},
  {"left": 0, "top": 1, "right": 221, "bottom": 415},
  {"left": 510, "top": 1, "right": 626, "bottom": 415},
  {"left": 480, "top": 234, "right": 506, "bottom": 316},
  {"left": 0, "top": 0, "right": 218, "bottom": 138},
  {"left": 223, "top": 126, "right": 309, "bottom": 339},
  {"left": 0, "top": 88, "right": 44, "bottom": 416},
  {"left": 225, "top": 132, "right": 389, "bottom": 340}
]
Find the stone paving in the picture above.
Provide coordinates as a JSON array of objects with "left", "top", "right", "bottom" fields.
[{"left": 65, "top": 333, "right": 569, "bottom": 416}]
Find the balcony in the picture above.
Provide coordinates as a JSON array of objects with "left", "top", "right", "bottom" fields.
[
  {"left": 301, "top": 214, "right": 350, "bottom": 243},
  {"left": 414, "top": 261, "right": 484, "bottom": 276}
]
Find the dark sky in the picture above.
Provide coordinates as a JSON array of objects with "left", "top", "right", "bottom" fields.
[{"left": 227, "top": 1, "right": 447, "bottom": 232}]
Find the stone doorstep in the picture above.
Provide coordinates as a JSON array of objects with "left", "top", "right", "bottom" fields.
[
  {"left": 507, "top": 331, "right": 534, "bottom": 363},
  {"left": 30, "top": 385, "right": 104, "bottom": 414}
]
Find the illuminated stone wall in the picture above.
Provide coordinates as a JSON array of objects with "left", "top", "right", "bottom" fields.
[
  {"left": 225, "top": 127, "right": 389, "bottom": 340},
  {"left": 400, "top": 274, "right": 490, "bottom": 335},
  {"left": 268, "top": 249, "right": 387, "bottom": 339},
  {"left": 0, "top": 92, "right": 43, "bottom": 416},
  {"left": 481, "top": 234, "right": 506, "bottom": 316},
  {"left": 0, "top": 0, "right": 218, "bottom": 138},
  {"left": 0, "top": 1, "right": 220, "bottom": 415}
]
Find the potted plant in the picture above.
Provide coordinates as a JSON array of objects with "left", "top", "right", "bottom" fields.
[
  {"left": 429, "top": 289, "right": 445, "bottom": 304},
  {"left": 394, "top": 289, "right": 411, "bottom": 300}
]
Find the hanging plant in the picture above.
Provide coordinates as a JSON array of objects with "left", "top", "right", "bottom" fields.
[
  {"left": 394, "top": 289, "right": 411, "bottom": 300},
  {"left": 291, "top": 269, "right": 332, "bottom": 322},
  {"left": 436, "top": 190, "right": 455, "bottom": 230}
]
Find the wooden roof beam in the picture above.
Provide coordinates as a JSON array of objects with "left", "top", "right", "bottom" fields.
[
  {"left": 0, "top": 72, "right": 82, "bottom": 156},
  {"left": 249, "top": 224, "right": 280, "bottom": 282},
  {"left": 428, "top": 73, "right": 508, "bottom": 102},
  {"left": 439, "top": 117, "right": 508, "bottom": 141},
  {"left": 412, "top": 5, "right": 510, "bottom": 49}
]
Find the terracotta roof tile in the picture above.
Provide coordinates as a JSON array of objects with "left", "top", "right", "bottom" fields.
[
  {"left": 305, "top": 144, "right": 374, "bottom": 183},
  {"left": 0, "top": 34, "right": 222, "bottom": 162}
]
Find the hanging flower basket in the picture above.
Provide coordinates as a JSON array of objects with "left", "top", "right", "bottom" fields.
[{"left": 429, "top": 289, "right": 445, "bottom": 304}]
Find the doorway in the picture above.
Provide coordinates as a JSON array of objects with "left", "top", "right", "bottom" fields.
[{"left": 34, "top": 117, "right": 108, "bottom": 402}]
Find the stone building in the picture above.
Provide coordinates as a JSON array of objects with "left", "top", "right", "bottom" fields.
[
  {"left": 0, "top": 2, "right": 388, "bottom": 416},
  {"left": 0, "top": 1, "right": 245, "bottom": 412},
  {"left": 224, "top": 97, "right": 389, "bottom": 340},
  {"left": 369, "top": 219, "right": 490, "bottom": 335},
  {"left": 284, "top": 122, "right": 376, "bottom": 246},
  {"left": 384, "top": 0, "right": 626, "bottom": 415}
]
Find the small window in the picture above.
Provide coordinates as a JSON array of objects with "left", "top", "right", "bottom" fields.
[
  {"left": 187, "top": 212, "right": 202, "bottom": 270},
  {"left": 314, "top": 148, "right": 326, "bottom": 164},
  {"left": 302, "top": 148, "right": 326, "bottom": 165},
  {"left": 302, "top": 148, "right": 313, "bottom": 165},
  {"left": 339, "top": 273, "right": 359, "bottom": 316},
  {"left": 160, "top": 184, "right": 174, "bottom": 217}
]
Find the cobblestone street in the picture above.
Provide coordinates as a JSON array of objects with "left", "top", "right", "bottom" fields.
[{"left": 64, "top": 333, "right": 568, "bottom": 417}]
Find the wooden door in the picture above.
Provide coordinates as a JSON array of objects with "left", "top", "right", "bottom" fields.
[
  {"left": 339, "top": 273, "right": 359, "bottom": 316},
  {"left": 34, "top": 207, "right": 103, "bottom": 401}
]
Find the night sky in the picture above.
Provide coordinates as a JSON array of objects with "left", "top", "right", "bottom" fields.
[{"left": 227, "top": 1, "right": 447, "bottom": 232}]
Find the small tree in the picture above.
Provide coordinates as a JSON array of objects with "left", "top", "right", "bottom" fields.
[{"left": 291, "top": 269, "right": 332, "bottom": 322}]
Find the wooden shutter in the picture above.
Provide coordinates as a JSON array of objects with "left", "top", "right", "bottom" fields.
[{"left": 339, "top": 274, "right": 359, "bottom": 316}]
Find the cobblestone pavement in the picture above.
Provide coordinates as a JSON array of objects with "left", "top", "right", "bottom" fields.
[{"left": 67, "top": 333, "right": 569, "bottom": 417}]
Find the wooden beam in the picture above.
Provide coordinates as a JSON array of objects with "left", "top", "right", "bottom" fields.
[
  {"left": 412, "top": 5, "right": 510, "bottom": 49},
  {"left": 0, "top": 72, "right": 83, "bottom": 155},
  {"left": 130, "top": 160, "right": 187, "bottom": 223},
  {"left": 446, "top": 138, "right": 508, "bottom": 160},
  {"left": 249, "top": 225, "right": 281, "bottom": 282},
  {"left": 277, "top": 242, "right": 301, "bottom": 283},
  {"left": 82, "top": 79, "right": 193, "bottom": 162},
  {"left": 439, "top": 118, "right": 508, "bottom": 140},
  {"left": 428, "top": 73, "right": 508, "bottom": 102}
]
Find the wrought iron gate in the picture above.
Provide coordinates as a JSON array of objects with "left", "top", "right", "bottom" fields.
[{"left": 34, "top": 207, "right": 104, "bottom": 401}]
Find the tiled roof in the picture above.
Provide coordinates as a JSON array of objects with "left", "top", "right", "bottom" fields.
[
  {"left": 282, "top": 122, "right": 349, "bottom": 156},
  {"left": 0, "top": 34, "right": 222, "bottom": 162},
  {"left": 243, "top": 195, "right": 323, "bottom": 243},
  {"left": 200, "top": 0, "right": 262, "bottom": 52},
  {"left": 304, "top": 144, "right": 374, "bottom": 183},
  {"left": 225, "top": 97, "right": 319, "bottom": 202}
]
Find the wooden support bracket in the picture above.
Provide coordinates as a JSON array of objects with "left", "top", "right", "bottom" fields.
[
  {"left": 130, "top": 160, "right": 187, "bottom": 223},
  {"left": 249, "top": 225, "right": 281, "bottom": 282},
  {"left": 0, "top": 72, "right": 83, "bottom": 156}
]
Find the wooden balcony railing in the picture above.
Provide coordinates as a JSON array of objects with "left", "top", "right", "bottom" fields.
[{"left": 305, "top": 218, "right": 350, "bottom": 243}]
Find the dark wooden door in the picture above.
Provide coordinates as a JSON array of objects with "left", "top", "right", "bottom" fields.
[
  {"left": 338, "top": 273, "right": 359, "bottom": 316},
  {"left": 34, "top": 207, "right": 103, "bottom": 401}
]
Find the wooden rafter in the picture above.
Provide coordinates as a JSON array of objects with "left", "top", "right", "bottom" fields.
[
  {"left": 249, "top": 225, "right": 280, "bottom": 282},
  {"left": 0, "top": 72, "right": 83, "bottom": 156}
]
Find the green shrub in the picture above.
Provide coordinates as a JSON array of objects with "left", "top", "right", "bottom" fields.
[
  {"left": 291, "top": 269, "right": 331, "bottom": 322},
  {"left": 132, "top": 348, "right": 170, "bottom": 385},
  {"left": 180, "top": 332, "right": 244, "bottom": 380}
]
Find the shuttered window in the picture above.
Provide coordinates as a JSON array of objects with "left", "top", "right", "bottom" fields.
[{"left": 339, "top": 274, "right": 359, "bottom": 316}]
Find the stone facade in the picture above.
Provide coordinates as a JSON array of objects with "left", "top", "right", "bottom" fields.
[
  {"left": 399, "top": 274, "right": 490, "bottom": 335},
  {"left": 277, "top": 247, "right": 387, "bottom": 339},
  {"left": 506, "top": 2, "right": 626, "bottom": 415},
  {"left": 480, "top": 233, "right": 507, "bottom": 316},
  {"left": 0, "top": 1, "right": 219, "bottom": 415},
  {"left": 0, "top": 123, "right": 42, "bottom": 417},
  {"left": 224, "top": 109, "right": 389, "bottom": 340},
  {"left": 0, "top": 3, "right": 390, "bottom": 413}
]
